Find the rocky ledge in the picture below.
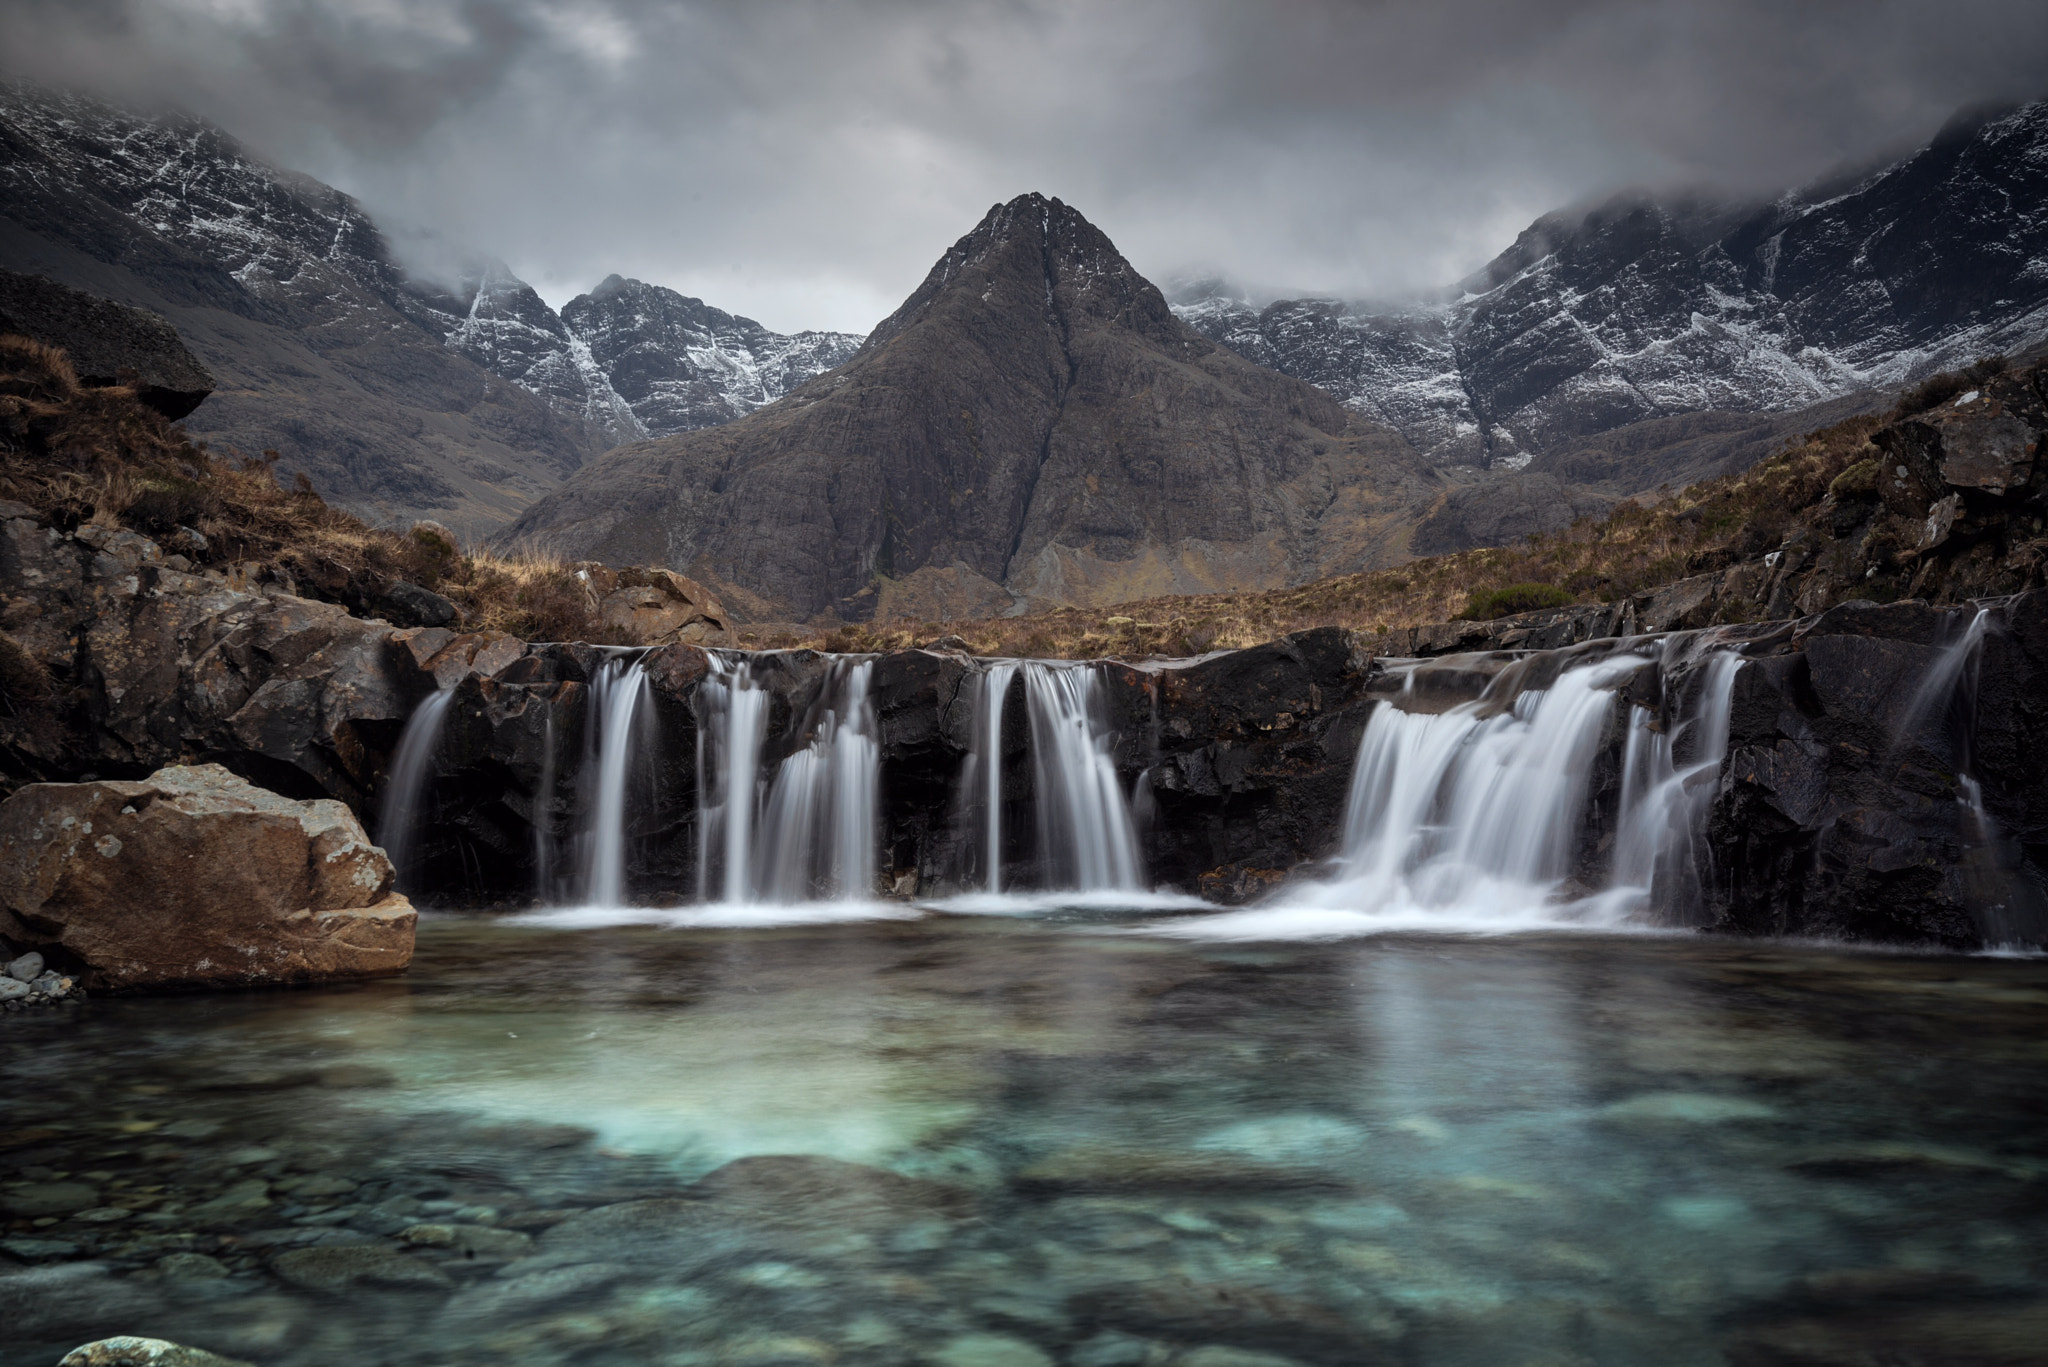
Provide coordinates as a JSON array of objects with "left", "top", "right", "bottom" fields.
[
  {"left": 2, "top": 492, "right": 2044, "bottom": 949},
  {"left": 0, "top": 764, "right": 414, "bottom": 993}
]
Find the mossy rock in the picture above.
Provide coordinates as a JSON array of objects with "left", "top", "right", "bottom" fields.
[{"left": 1827, "top": 458, "right": 1884, "bottom": 501}]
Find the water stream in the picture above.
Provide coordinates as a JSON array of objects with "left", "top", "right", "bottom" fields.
[
  {"left": 374, "top": 686, "right": 455, "bottom": 891},
  {"left": 577, "top": 657, "right": 652, "bottom": 908},
  {"left": 690, "top": 654, "right": 879, "bottom": 904},
  {"left": 964, "top": 661, "right": 1020, "bottom": 892},
  {"left": 1022, "top": 662, "right": 1144, "bottom": 892}
]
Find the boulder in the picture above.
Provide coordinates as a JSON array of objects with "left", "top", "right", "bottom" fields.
[
  {"left": 574, "top": 562, "right": 731, "bottom": 644},
  {"left": 58, "top": 1340, "right": 253, "bottom": 1367},
  {"left": 0, "top": 269, "right": 215, "bottom": 420},
  {"left": 0, "top": 763, "right": 415, "bottom": 991},
  {"left": 377, "top": 580, "right": 459, "bottom": 629}
]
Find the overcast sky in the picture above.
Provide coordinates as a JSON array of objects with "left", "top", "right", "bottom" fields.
[{"left": 5, "top": 0, "right": 2045, "bottom": 333}]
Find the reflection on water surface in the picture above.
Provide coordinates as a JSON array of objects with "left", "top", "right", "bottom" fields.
[{"left": 3, "top": 914, "right": 2046, "bottom": 1366}]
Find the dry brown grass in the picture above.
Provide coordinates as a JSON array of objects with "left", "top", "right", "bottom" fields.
[{"left": 0, "top": 335, "right": 627, "bottom": 641}]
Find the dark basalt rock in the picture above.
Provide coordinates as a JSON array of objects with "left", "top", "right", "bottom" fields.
[
  {"left": 0, "top": 268, "right": 214, "bottom": 418},
  {"left": 377, "top": 581, "right": 459, "bottom": 629},
  {"left": 5, "top": 502, "right": 2044, "bottom": 944}
]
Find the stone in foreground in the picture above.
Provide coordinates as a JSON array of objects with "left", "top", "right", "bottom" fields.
[
  {"left": 0, "top": 764, "right": 414, "bottom": 991},
  {"left": 58, "top": 1339, "right": 253, "bottom": 1367}
]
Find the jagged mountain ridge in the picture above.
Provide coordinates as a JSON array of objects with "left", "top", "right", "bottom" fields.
[
  {"left": 1177, "top": 101, "right": 2048, "bottom": 475},
  {"left": 0, "top": 83, "right": 860, "bottom": 528},
  {"left": 504, "top": 194, "right": 1442, "bottom": 621},
  {"left": 559, "top": 276, "right": 863, "bottom": 438}
]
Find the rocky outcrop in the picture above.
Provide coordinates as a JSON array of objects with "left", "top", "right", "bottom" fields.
[
  {"left": 0, "top": 763, "right": 415, "bottom": 990},
  {"left": 5, "top": 493, "right": 2041, "bottom": 947},
  {"left": 0, "top": 269, "right": 214, "bottom": 419},
  {"left": 59, "top": 1339, "right": 254, "bottom": 1367},
  {"left": 1700, "top": 595, "right": 2048, "bottom": 946},
  {"left": 504, "top": 193, "right": 1442, "bottom": 621}
]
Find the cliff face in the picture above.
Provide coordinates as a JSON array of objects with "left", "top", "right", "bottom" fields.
[
  {"left": 504, "top": 194, "right": 1443, "bottom": 621},
  {"left": 1176, "top": 102, "right": 2048, "bottom": 550}
]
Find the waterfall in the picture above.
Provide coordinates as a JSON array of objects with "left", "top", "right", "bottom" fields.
[
  {"left": 695, "top": 654, "right": 879, "bottom": 903},
  {"left": 578, "top": 656, "right": 652, "bottom": 908},
  {"left": 1023, "top": 663, "right": 1143, "bottom": 891},
  {"left": 757, "top": 659, "right": 879, "bottom": 900},
  {"left": 1610, "top": 650, "right": 1744, "bottom": 920},
  {"left": 695, "top": 654, "right": 771, "bottom": 903},
  {"left": 1896, "top": 605, "right": 2045, "bottom": 945},
  {"left": 965, "top": 662, "right": 1020, "bottom": 892},
  {"left": 1900, "top": 605, "right": 1993, "bottom": 771},
  {"left": 376, "top": 687, "right": 456, "bottom": 891},
  {"left": 1287, "top": 653, "right": 1645, "bottom": 926}
]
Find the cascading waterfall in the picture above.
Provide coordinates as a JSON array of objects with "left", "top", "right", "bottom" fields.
[
  {"left": 964, "top": 662, "right": 1021, "bottom": 892},
  {"left": 695, "top": 654, "right": 771, "bottom": 903},
  {"left": 376, "top": 687, "right": 456, "bottom": 890},
  {"left": 1292, "top": 653, "right": 1650, "bottom": 926},
  {"left": 578, "top": 656, "right": 652, "bottom": 907},
  {"left": 694, "top": 654, "right": 879, "bottom": 903},
  {"left": 1022, "top": 663, "right": 1143, "bottom": 891},
  {"left": 1609, "top": 650, "right": 1744, "bottom": 921},
  {"left": 757, "top": 660, "right": 879, "bottom": 901}
]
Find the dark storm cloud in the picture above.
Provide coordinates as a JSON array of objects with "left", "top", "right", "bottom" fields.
[{"left": 4, "top": 0, "right": 2045, "bottom": 331}]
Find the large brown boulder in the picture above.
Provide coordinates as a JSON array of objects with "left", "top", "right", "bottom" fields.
[
  {"left": 573, "top": 562, "right": 730, "bottom": 643},
  {"left": 0, "top": 763, "right": 414, "bottom": 991}
]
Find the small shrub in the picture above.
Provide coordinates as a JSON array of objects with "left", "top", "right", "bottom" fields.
[{"left": 1459, "top": 582, "right": 1575, "bottom": 620}]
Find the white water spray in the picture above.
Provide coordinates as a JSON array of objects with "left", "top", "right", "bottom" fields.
[
  {"left": 377, "top": 687, "right": 456, "bottom": 889},
  {"left": 965, "top": 662, "right": 1020, "bottom": 892},
  {"left": 695, "top": 655, "right": 879, "bottom": 903},
  {"left": 580, "top": 656, "right": 652, "bottom": 908},
  {"left": 1610, "top": 650, "right": 1744, "bottom": 920},
  {"left": 695, "top": 654, "right": 771, "bottom": 903},
  {"left": 1023, "top": 663, "right": 1143, "bottom": 891}
]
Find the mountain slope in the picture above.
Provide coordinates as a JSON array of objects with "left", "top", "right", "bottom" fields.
[
  {"left": 0, "top": 82, "right": 605, "bottom": 533},
  {"left": 504, "top": 194, "right": 1443, "bottom": 621},
  {"left": 0, "top": 83, "right": 865, "bottom": 532},
  {"left": 1179, "top": 101, "right": 2048, "bottom": 482}
]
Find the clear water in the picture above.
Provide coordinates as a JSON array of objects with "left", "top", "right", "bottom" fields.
[{"left": 5, "top": 913, "right": 2047, "bottom": 1367}]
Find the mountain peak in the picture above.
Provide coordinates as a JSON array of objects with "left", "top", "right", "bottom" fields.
[
  {"left": 507, "top": 194, "right": 1434, "bottom": 622},
  {"left": 862, "top": 192, "right": 1184, "bottom": 354}
]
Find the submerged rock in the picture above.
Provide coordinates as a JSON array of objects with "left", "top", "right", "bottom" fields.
[
  {"left": 0, "top": 763, "right": 415, "bottom": 991},
  {"left": 57, "top": 1340, "right": 253, "bottom": 1367},
  {"left": 269, "top": 1243, "right": 453, "bottom": 1292}
]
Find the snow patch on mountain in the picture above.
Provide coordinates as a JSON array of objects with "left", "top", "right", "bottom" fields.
[{"left": 1176, "top": 100, "right": 2048, "bottom": 471}]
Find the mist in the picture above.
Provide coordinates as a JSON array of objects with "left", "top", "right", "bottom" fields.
[{"left": 4, "top": 0, "right": 2044, "bottom": 332}]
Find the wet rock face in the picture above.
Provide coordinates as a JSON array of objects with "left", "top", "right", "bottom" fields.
[
  {"left": 0, "top": 763, "right": 415, "bottom": 991},
  {"left": 1700, "top": 596, "right": 2048, "bottom": 946}
]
